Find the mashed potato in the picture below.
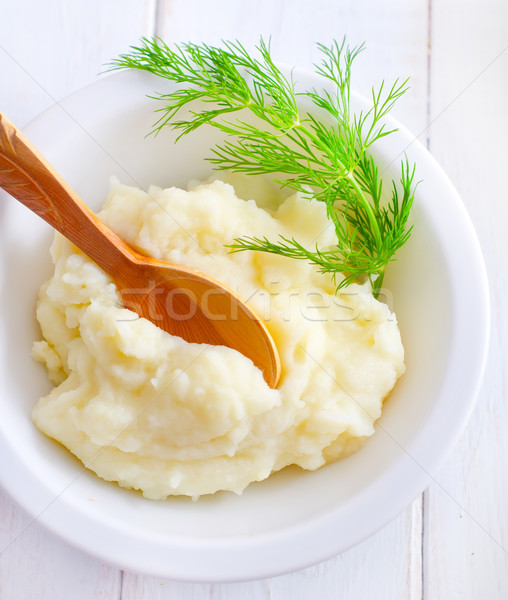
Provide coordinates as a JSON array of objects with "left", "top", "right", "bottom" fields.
[{"left": 31, "top": 179, "right": 405, "bottom": 499}]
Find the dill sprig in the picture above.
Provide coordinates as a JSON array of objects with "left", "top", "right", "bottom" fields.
[{"left": 110, "top": 37, "right": 417, "bottom": 293}]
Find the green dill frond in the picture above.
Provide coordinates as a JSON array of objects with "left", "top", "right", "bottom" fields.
[{"left": 110, "top": 37, "right": 417, "bottom": 296}]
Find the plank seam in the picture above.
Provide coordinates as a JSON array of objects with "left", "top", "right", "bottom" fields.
[
  {"left": 426, "top": 0, "right": 432, "bottom": 152},
  {"left": 154, "top": 0, "right": 162, "bottom": 38},
  {"left": 423, "top": 1, "right": 432, "bottom": 597},
  {"left": 119, "top": 569, "right": 125, "bottom": 600}
]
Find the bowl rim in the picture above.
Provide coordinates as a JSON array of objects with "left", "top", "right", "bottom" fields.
[{"left": 0, "top": 68, "right": 490, "bottom": 582}]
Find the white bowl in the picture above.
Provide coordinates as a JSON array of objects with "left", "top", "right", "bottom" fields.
[{"left": 0, "top": 69, "right": 489, "bottom": 581}]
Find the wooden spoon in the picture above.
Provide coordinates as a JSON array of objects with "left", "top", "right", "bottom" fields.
[{"left": 0, "top": 113, "right": 280, "bottom": 388}]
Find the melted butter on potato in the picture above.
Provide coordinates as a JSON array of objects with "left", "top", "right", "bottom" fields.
[{"left": 32, "top": 179, "right": 405, "bottom": 499}]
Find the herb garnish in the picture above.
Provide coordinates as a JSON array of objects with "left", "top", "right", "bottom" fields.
[{"left": 110, "top": 37, "right": 416, "bottom": 293}]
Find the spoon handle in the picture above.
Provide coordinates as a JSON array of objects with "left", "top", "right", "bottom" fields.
[{"left": 0, "top": 112, "right": 136, "bottom": 272}]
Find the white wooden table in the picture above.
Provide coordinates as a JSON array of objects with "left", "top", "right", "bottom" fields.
[{"left": 1, "top": 1, "right": 506, "bottom": 597}]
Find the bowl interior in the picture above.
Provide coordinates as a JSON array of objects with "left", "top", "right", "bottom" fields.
[{"left": 0, "top": 70, "right": 488, "bottom": 580}]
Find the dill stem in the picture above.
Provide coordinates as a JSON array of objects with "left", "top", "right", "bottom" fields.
[
  {"left": 373, "top": 270, "right": 385, "bottom": 295},
  {"left": 345, "top": 172, "right": 382, "bottom": 249},
  {"left": 292, "top": 120, "right": 383, "bottom": 253}
]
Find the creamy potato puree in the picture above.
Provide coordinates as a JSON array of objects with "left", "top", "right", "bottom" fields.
[{"left": 32, "top": 179, "right": 405, "bottom": 499}]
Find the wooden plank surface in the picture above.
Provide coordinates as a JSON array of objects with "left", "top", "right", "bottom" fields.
[
  {"left": 0, "top": 0, "right": 505, "bottom": 597},
  {"left": 425, "top": 0, "right": 508, "bottom": 598},
  {"left": 0, "top": 0, "right": 157, "bottom": 126}
]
